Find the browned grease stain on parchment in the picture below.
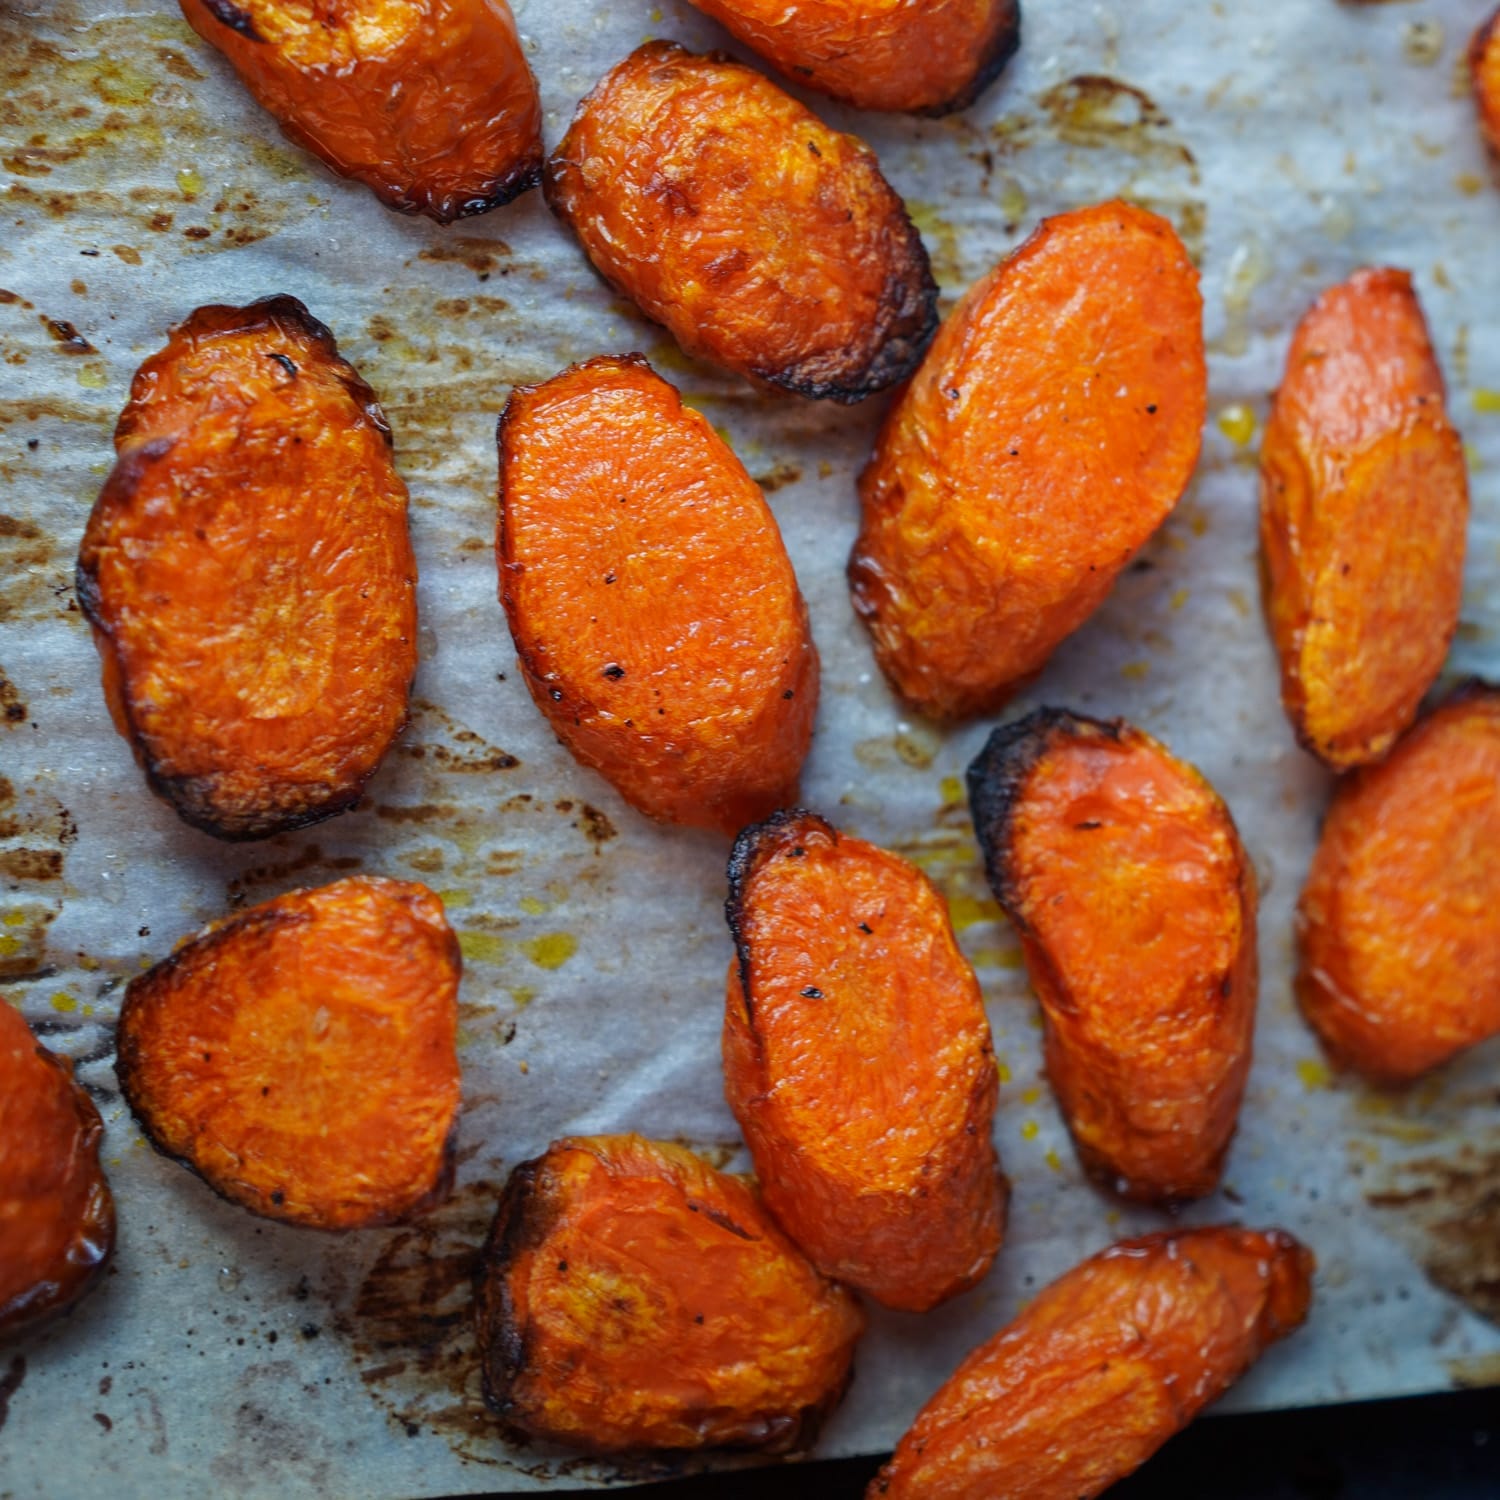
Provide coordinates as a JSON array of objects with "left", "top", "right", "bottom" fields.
[{"left": 0, "top": 509, "right": 67, "bottom": 630}]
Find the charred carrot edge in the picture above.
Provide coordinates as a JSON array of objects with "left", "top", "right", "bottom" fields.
[
  {"left": 922, "top": 2, "right": 1022, "bottom": 117},
  {"left": 1472, "top": 9, "right": 1500, "bottom": 157}
]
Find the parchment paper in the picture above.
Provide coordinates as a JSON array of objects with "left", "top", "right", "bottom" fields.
[{"left": 2, "top": 0, "right": 1498, "bottom": 1494}]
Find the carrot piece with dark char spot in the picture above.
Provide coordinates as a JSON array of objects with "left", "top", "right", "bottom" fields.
[{"left": 1472, "top": 8, "right": 1500, "bottom": 160}]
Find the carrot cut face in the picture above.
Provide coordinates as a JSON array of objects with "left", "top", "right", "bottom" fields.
[
  {"left": 498, "top": 355, "right": 819, "bottom": 835},
  {"left": 1259, "top": 268, "right": 1468, "bottom": 771},
  {"left": 723, "top": 810, "right": 1007, "bottom": 1312},
  {"left": 1298, "top": 683, "right": 1500, "bottom": 1083},
  {"left": 116, "top": 876, "right": 461, "bottom": 1230},
  {"left": 179, "top": 0, "right": 542, "bottom": 221},
  {"left": 0, "top": 1001, "right": 115, "bottom": 1341},
  {"left": 474, "top": 1134, "right": 864, "bottom": 1455},
  {"left": 685, "top": 0, "right": 1020, "bottom": 115},
  {"left": 545, "top": 42, "right": 937, "bottom": 402},
  {"left": 77, "top": 297, "right": 418, "bottom": 841},
  {"left": 869, "top": 1226, "right": 1314, "bottom": 1500},
  {"left": 850, "top": 200, "right": 1206, "bottom": 721},
  {"left": 1473, "top": 9, "right": 1500, "bottom": 159},
  {"left": 968, "top": 710, "right": 1257, "bottom": 1204}
]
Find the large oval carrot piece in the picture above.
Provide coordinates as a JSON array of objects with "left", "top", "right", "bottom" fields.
[
  {"left": 850, "top": 200, "right": 1206, "bottom": 721},
  {"left": 723, "top": 809, "right": 1007, "bottom": 1312},
  {"left": 1259, "top": 268, "right": 1468, "bottom": 771},
  {"left": 1473, "top": 9, "right": 1500, "bottom": 158},
  {"left": 0, "top": 1001, "right": 115, "bottom": 1341},
  {"left": 77, "top": 297, "right": 418, "bottom": 842},
  {"left": 179, "top": 0, "right": 542, "bottom": 221},
  {"left": 1298, "top": 682, "right": 1500, "bottom": 1083},
  {"left": 968, "top": 710, "right": 1257, "bottom": 1203},
  {"left": 116, "top": 876, "right": 461, "bottom": 1230},
  {"left": 498, "top": 355, "right": 819, "bottom": 834},
  {"left": 474, "top": 1134, "right": 864, "bottom": 1455},
  {"left": 545, "top": 42, "right": 937, "bottom": 402},
  {"left": 869, "top": 1226, "right": 1314, "bottom": 1500},
  {"left": 685, "top": 0, "right": 1020, "bottom": 115}
]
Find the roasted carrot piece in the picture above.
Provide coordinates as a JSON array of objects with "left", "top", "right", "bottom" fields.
[
  {"left": 1259, "top": 269, "right": 1468, "bottom": 772},
  {"left": 1473, "top": 9, "right": 1500, "bottom": 159},
  {"left": 498, "top": 355, "right": 819, "bottom": 834},
  {"left": 850, "top": 200, "right": 1205, "bottom": 721},
  {"left": 968, "top": 710, "right": 1257, "bottom": 1203},
  {"left": 178, "top": 0, "right": 542, "bottom": 221},
  {"left": 685, "top": 0, "right": 1020, "bottom": 115},
  {"left": 116, "top": 876, "right": 461, "bottom": 1230},
  {"left": 723, "top": 810, "right": 1008, "bottom": 1312},
  {"left": 869, "top": 1226, "right": 1314, "bottom": 1500},
  {"left": 0, "top": 1001, "right": 114, "bottom": 1341},
  {"left": 1298, "top": 683, "right": 1500, "bottom": 1083},
  {"left": 76, "top": 297, "right": 418, "bottom": 841},
  {"left": 474, "top": 1134, "right": 864, "bottom": 1455},
  {"left": 545, "top": 42, "right": 937, "bottom": 402}
]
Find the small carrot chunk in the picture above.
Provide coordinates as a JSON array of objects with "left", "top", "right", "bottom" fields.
[
  {"left": 498, "top": 355, "right": 819, "bottom": 834},
  {"left": 850, "top": 200, "right": 1205, "bottom": 721},
  {"left": 1298, "top": 683, "right": 1500, "bottom": 1083},
  {"left": 723, "top": 810, "right": 1008, "bottom": 1311},
  {"left": 179, "top": 0, "right": 542, "bottom": 221},
  {"left": 77, "top": 297, "right": 418, "bottom": 841},
  {"left": 116, "top": 876, "right": 461, "bottom": 1230},
  {"left": 1472, "top": 9, "right": 1500, "bottom": 159},
  {"left": 686, "top": 0, "right": 1020, "bottom": 115},
  {"left": 870, "top": 1226, "right": 1314, "bottom": 1500},
  {"left": 1259, "top": 268, "right": 1468, "bottom": 771},
  {"left": 474, "top": 1134, "right": 864, "bottom": 1454},
  {"left": 0, "top": 1001, "right": 115, "bottom": 1340},
  {"left": 545, "top": 42, "right": 936, "bottom": 402},
  {"left": 968, "top": 710, "right": 1257, "bottom": 1203}
]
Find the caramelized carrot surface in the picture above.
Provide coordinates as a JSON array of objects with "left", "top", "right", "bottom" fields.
[
  {"left": 474, "top": 1134, "right": 864, "bottom": 1455},
  {"left": 545, "top": 42, "right": 937, "bottom": 402},
  {"left": 870, "top": 1226, "right": 1314, "bottom": 1499},
  {"left": 969, "top": 710, "right": 1257, "bottom": 1203},
  {"left": 686, "top": 0, "right": 1020, "bottom": 115},
  {"left": 723, "top": 810, "right": 1007, "bottom": 1311},
  {"left": 0, "top": 1001, "right": 114, "bottom": 1341},
  {"left": 498, "top": 355, "right": 818, "bottom": 834},
  {"left": 117, "top": 876, "right": 461, "bottom": 1230},
  {"left": 179, "top": 0, "right": 542, "bottom": 221},
  {"left": 1260, "top": 268, "right": 1468, "bottom": 771},
  {"left": 1298, "top": 683, "right": 1500, "bottom": 1083},
  {"left": 1473, "top": 9, "right": 1500, "bottom": 158},
  {"left": 77, "top": 297, "right": 418, "bottom": 841},
  {"left": 850, "top": 200, "right": 1205, "bottom": 720}
]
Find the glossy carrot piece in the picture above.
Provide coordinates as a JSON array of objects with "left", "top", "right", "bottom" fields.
[
  {"left": 179, "top": 0, "right": 542, "bottom": 221},
  {"left": 1298, "top": 682, "right": 1500, "bottom": 1083},
  {"left": 545, "top": 42, "right": 936, "bottom": 402},
  {"left": 686, "top": 0, "right": 1020, "bottom": 115},
  {"left": 870, "top": 1226, "right": 1314, "bottom": 1499},
  {"left": 1473, "top": 9, "right": 1500, "bottom": 159},
  {"left": 723, "top": 810, "right": 1008, "bottom": 1312},
  {"left": 474, "top": 1134, "right": 864, "bottom": 1454},
  {"left": 1260, "top": 268, "right": 1468, "bottom": 771},
  {"left": 76, "top": 297, "right": 417, "bottom": 841},
  {"left": 498, "top": 355, "right": 819, "bottom": 834},
  {"left": 0, "top": 1001, "right": 115, "bottom": 1341},
  {"left": 850, "top": 200, "right": 1205, "bottom": 721},
  {"left": 117, "top": 877, "right": 461, "bottom": 1230},
  {"left": 968, "top": 710, "right": 1257, "bottom": 1203}
]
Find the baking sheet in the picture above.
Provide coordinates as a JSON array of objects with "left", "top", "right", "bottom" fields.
[{"left": 2, "top": 0, "right": 1499, "bottom": 1494}]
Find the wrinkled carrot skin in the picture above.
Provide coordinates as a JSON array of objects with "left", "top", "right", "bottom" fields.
[
  {"left": 76, "top": 298, "right": 417, "bottom": 841},
  {"left": 723, "top": 810, "right": 1007, "bottom": 1311},
  {"left": 1473, "top": 10, "right": 1500, "bottom": 158},
  {"left": 179, "top": 0, "right": 542, "bottom": 221},
  {"left": 1259, "top": 269, "right": 1468, "bottom": 772},
  {"left": 686, "top": 0, "right": 1020, "bottom": 115},
  {"left": 870, "top": 1226, "right": 1314, "bottom": 1500},
  {"left": 968, "top": 711, "right": 1257, "bottom": 1203},
  {"left": 851, "top": 201, "right": 1205, "bottom": 721},
  {"left": 116, "top": 876, "right": 461, "bottom": 1230},
  {"left": 474, "top": 1135, "right": 864, "bottom": 1455},
  {"left": 1298, "top": 684, "right": 1500, "bottom": 1083},
  {"left": 545, "top": 43, "right": 937, "bottom": 403},
  {"left": 499, "top": 356, "right": 819, "bottom": 834},
  {"left": 0, "top": 1002, "right": 115, "bottom": 1341}
]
